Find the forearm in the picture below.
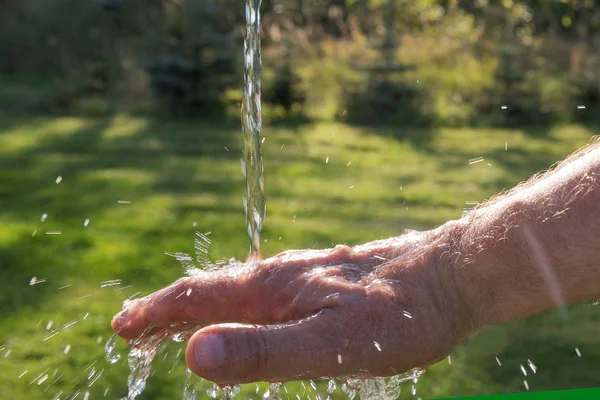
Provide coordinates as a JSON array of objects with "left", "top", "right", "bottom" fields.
[{"left": 451, "top": 140, "right": 600, "bottom": 327}]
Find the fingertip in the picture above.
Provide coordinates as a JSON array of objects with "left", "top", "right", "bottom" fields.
[
  {"left": 186, "top": 328, "right": 227, "bottom": 381},
  {"left": 111, "top": 307, "right": 146, "bottom": 339},
  {"left": 111, "top": 310, "right": 128, "bottom": 333}
]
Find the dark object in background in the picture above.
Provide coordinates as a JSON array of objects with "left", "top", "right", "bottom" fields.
[{"left": 263, "top": 39, "right": 306, "bottom": 117}]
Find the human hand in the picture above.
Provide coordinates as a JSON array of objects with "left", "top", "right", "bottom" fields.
[{"left": 111, "top": 222, "right": 477, "bottom": 386}]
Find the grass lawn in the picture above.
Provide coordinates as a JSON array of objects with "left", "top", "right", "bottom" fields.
[{"left": 0, "top": 116, "right": 598, "bottom": 399}]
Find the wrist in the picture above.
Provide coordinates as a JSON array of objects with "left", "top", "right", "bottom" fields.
[
  {"left": 430, "top": 218, "right": 484, "bottom": 334},
  {"left": 449, "top": 200, "right": 547, "bottom": 328}
]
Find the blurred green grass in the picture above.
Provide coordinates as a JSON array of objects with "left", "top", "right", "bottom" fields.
[{"left": 0, "top": 116, "right": 598, "bottom": 399}]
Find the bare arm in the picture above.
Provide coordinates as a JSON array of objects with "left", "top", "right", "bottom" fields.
[{"left": 451, "top": 140, "right": 600, "bottom": 326}]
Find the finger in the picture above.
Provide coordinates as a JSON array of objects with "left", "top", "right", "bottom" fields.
[
  {"left": 112, "top": 245, "right": 359, "bottom": 340},
  {"left": 185, "top": 309, "right": 352, "bottom": 385},
  {"left": 112, "top": 272, "right": 255, "bottom": 339},
  {"left": 112, "top": 246, "right": 366, "bottom": 339}
]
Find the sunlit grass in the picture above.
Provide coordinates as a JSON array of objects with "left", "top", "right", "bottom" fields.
[{"left": 0, "top": 116, "right": 597, "bottom": 398}]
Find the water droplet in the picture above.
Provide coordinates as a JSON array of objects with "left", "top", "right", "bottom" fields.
[
  {"left": 265, "top": 383, "right": 281, "bottom": 399},
  {"left": 64, "top": 345, "right": 71, "bottom": 355},
  {"left": 527, "top": 359, "right": 537, "bottom": 373},
  {"left": 575, "top": 347, "right": 581, "bottom": 357},
  {"left": 104, "top": 334, "right": 121, "bottom": 364},
  {"left": 520, "top": 364, "right": 527, "bottom": 376},
  {"left": 41, "top": 213, "right": 48, "bottom": 222},
  {"left": 55, "top": 176, "right": 62, "bottom": 184},
  {"left": 206, "top": 382, "right": 221, "bottom": 399},
  {"left": 373, "top": 341, "right": 382, "bottom": 351},
  {"left": 100, "top": 279, "right": 122, "bottom": 288},
  {"left": 468, "top": 157, "right": 484, "bottom": 165},
  {"left": 183, "top": 369, "right": 197, "bottom": 400},
  {"left": 29, "top": 276, "right": 46, "bottom": 286},
  {"left": 523, "top": 380, "right": 529, "bottom": 390},
  {"left": 496, "top": 357, "right": 502, "bottom": 366},
  {"left": 327, "top": 379, "right": 336, "bottom": 394},
  {"left": 84, "top": 219, "right": 90, "bottom": 227},
  {"left": 341, "top": 383, "right": 356, "bottom": 400},
  {"left": 231, "top": 385, "right": 242, "bottom": 397},
  {"left": 337, "top": 354, "right": 342, "bottom": 364},
  {"left": 171, "top": 333, "right": 186, "bottom": 343}
]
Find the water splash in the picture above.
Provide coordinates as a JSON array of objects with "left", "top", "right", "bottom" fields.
[
  {"left": 341, "top": 368, "right": 425, "bottom": 400},
  {"left": 264, "top": 382, "right": 281, "bottom": 399},
  {"left": 327, "top": 379, "right": 336, "bottom": 394},
  {"left": 241, "top": 0, "right": 265, "bottom": 256},
  {"left": 104, "top": 333, "right": 121, "bottom": 364},
  {"left": 122, "top": 332, "right": 167, "bottom": 400},
  {"left": 124, "top": 347, "right": 153, "bottom": 399}
]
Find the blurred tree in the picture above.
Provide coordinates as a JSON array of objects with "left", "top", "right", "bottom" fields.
[
  {"left": 341, "top": 0, "right": 427, "bottom": 125},
  {"left": 140, "top": 0, "right": 240, "bottom": 116},
  {"left": 263, "top": 34, "right": 307, "bottom": 116}
]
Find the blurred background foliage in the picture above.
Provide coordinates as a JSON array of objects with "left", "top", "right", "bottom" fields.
[
  {"left": 2, "top": 1, "right": 600, "bottom": 399},
  {"left": 2, "top": 0, "right": 600, "bottom": 126}
]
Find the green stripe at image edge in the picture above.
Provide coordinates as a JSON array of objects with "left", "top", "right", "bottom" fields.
[{"left": 442, "top": 387, "right": 600, "bottom": 400}]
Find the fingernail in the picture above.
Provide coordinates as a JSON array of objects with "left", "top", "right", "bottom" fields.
[
  {"left": 194, "top": 334, "right": 225, "bottom": 372},
  {"left": 117, "top": 309, "right": 129, "bottom": 324},
  {"left": 111, "top": 310, "right": 128, "bottom": 332}
]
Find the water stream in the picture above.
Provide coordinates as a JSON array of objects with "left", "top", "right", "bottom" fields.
[{"left": 241, "top": 0, "right": 266, "bottom": 257}]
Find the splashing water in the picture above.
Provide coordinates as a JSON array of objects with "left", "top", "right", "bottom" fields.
[
  {"left": 241, "top": 0, "right": 265, "bottom": 257},
  {"left": 184, "top": 368, "right": 243, "bottom": 400},
  {"left": 119, "top": 329, "right": 170, "bottom": 400},
  {"left": 107, "top": 0, "right": 430, "bottom": 397},
  {"left": 104, "top": 333, "right": 121, "bottom": 364},
  {"left": 341, "top": 368, "right": 424, "bottom": 400}
]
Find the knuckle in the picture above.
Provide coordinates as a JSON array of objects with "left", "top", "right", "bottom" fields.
[{"left": 250, "top": 326, "right": 271, "bottom": 378}]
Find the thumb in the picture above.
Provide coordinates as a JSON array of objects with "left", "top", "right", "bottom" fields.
[{"left": 185, "top": 309, "right": 347, "bottom": 385}]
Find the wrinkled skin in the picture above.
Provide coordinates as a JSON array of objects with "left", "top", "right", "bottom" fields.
[{"left": 112, "top": 224, "right": 477, "bottom": 386}]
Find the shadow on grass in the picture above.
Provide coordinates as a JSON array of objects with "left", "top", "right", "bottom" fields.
[
  {"left": 340, "top": 121, "right": 438, "bottom": 150},
  {"left": 0, "top": 116, "right": 244, "bottom": 321},
  {"left": 0, "top": 231, "right": 93, "bottom": 318}
]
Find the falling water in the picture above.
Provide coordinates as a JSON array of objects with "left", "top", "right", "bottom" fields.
[{"left": 241, "top": 0, "right": 266, "bottom": 257}]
